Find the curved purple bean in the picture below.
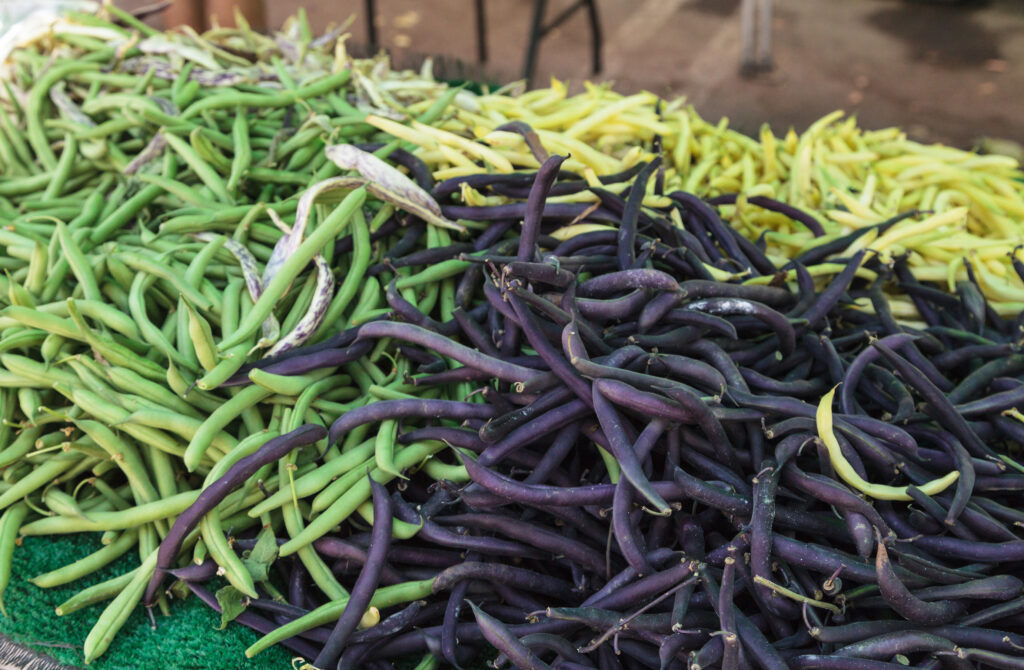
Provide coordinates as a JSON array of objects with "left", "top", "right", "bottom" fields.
[
  {"left": 328, "top": 398, "right": 496, "bottom": 445},
  {"left": 875, "top": 537, "right": 963, "bottom": 624},
  {"left": 145, "top": 424, "right": 326, "bottom": 606},
  {"left": 357, "top": 320, "right": 543, "bottom": 383}
]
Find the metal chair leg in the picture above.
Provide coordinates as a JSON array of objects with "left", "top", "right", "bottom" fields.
[
  {"left": 757, "top": 0, "right": 773, "bottom": 69},
  {"left": 365, "top": 0, "right": 378, "bottom": 53},
  {"left": 475, "top": 0, "right": 488, "bottom": 63},
  {"left": 585, "top": 0, "right": 602, "bottom": 74},
  {"left": 523, "top": 0, "right": 548, "bottom": 84}
]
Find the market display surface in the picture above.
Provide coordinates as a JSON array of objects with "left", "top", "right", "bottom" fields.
[{"left": 1, "top": 5, "right": 1024, "bottom": 669}]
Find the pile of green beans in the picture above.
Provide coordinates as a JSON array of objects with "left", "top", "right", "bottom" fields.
[{"left": 0, "top": 8, "right": 476, "bottom": 663}]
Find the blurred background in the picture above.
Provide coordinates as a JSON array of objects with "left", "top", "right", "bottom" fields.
[{"left": 119, "top": 0, "right": 1022, "bottom": 152}]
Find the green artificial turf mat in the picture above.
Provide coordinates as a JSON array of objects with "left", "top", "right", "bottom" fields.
[{"left": 0, "top": 534, "right": 294, "bottom": 669}]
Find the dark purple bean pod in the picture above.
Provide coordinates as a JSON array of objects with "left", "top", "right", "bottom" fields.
[
  {"left": 145, "top": 424, "right": 326, "bottom": 606},
  {"left": 509, "top": 292, "right": 594, "bottom": 408},
  {"left": 707, "top": 193, "right": 826, "bottom": 237},
  {"left": 697, "top": 561, "right": 788, "bottom": 670},
  {"left": 167, "top": 559, "right": 219, "bottom": 582},
  {"left": 578, "top": 269, "right": 680, "bottom": 298},
  {"left": 468, "top": 602, "right": 553, "bottom": 670},
  {"left": 872, "top": 342, "right": 993, "bottom": 464},
  {"left": 442, "top": 201, "right": 617, "bottom": 223},
  {"left": 790, "top": 656, "right": 919, "bottom": 670},
  {"left": 676, "top": 280, "right": 794, "bottom": 308},
  {"left": 519, "top": 155, "right": 568, "bottom": 262},
  {"left": 592, "top": 536, "right": 747, "bottom": 612},
  {"left": 739, "top": 366, "right": 828, "bottom": 398},
  {"left": 948, "top": 353, "right": 1024, "bottom": 405},
  {"left": 772, "top": 535, "right": 925, "bottom": 588},
  {"left": 441, "top": 550, "right": 477, "bottom": 669},
  {"left": 313, "top": 477, "right": 393, "bottom": 668},
  {"left": 662, "top": 308, "right": 740, "bottom": 339},
  {"left": 186, "top": 582, "right": 321, "bottom": 659},
  {"left": 833, "top": 630, "right": 958, "bottom": 660},
  {"left": 940, "top": 648, "right": 1024, "bottom": 670},
  {"left": 718, "top": 555, "right": 741, "bottom": 670},
  {"left": 575, "top": 289, "right": 650, "bottom": 321},
  {"left": 221, "top": 338, "right": 375, "bottom": 387},
  {"left": 592, "top": 385, "right": 671, "bottom": 513},
  {"left": 327, "top": 398, "right": 496, "bottom": 446},
  {"left": 798, "top": 249, "right": 873, "bottom": 329},
  {"left": 637, "top": 291, "right": 684, "bottom": 332},
  {"left": 874, "top": 536, "right": 964, "bottom": 624},
  {"left": 647, "top": 354, "right": 729, "bottom": 396},
  {"left": 590, "top": 377, "right": 694, "bottom": 423},
  {"left": 613, "top": 477, "right": 653, "bottom": 576},
  {"left": 357, "top": 320, "right": 544, "bottom": 383},
  {"left": 452, "top": 306, "right": 500, "bottom": 356},
  {"left": 433, "top": 562, "right": 577, "bottom": 602},
  {"left": 433, "top": 512, "right": 606, "bottom": 575},
  {"left": 905, "top": 573, "right": 1023, "bottom": 602},
  {"left": 749, "top": 460, "right": 788, "bottom": 616},
  {"left": 478, "top": 386, "right": 574, "bottom": 443},
  {"left": 458, "top": 450, "right": 681, "bottom": 507},
  {"left": 385, "top": 279, "right": 457, "bottom": 335},
  {"left": 782, "top": 465, "right": 892, "bottom": 541},
  {"left": 618, "top": 158, "right": 661, "bottom": 271},
  {"left": 494, "top": 121, "right": 550, "bottom": 162},
  {"left": 681, "top": 297, "right": 796, "bottom": 356},
  {"left": 478, "top": 398, "right": 591, "bottom": 466}
]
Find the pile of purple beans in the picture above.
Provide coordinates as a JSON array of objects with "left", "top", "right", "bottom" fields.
[{"left": 172, "top": 153, "right": 1024, "bottom": 669}]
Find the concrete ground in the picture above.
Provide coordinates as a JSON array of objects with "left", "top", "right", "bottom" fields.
[{"left": 129, "top": 0, "right": 1024, "bottom": 149}]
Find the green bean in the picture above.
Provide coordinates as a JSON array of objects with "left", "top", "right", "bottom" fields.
[
  {"left": 24, "top": 241, "right": 48, "bottom": 297},
  {"left": 220, "top": 187, "right": 367, "bottom": 350},
  {"left": 278, "top": 456, "right": 348, "bottom": 602},
  {"left": 375, "top": 419, "right": 403, "bottom": 479},
  {"left": 55, "top": 567, "right": 137, "bottom": 616},
  {"left": 125, "top": 408, "right": 236, "bottom": 454},
  {"left": 82, "top": 548, "right": 158, "bottom": 663},
  {"left": 190, "top": 127, "right": 232, "bottom": 173},
  {"left": 0, "top": 427, "right": 44, "bottom": 468},
  {"left": 89, "top": 182, "right": 166, "bottom": 245},
  {"left": 161, "top": 132, "right": 233, "bottom": 204},
  {"left": 248, "top": 439, "right": 374, "bottom": 517},
  {"left": 0, "top": 330, "right": 47, "bottom": 355},
  {"left": 74, "top": 421, "right": 160, "bottom": 507},
  {"left": 0, "top": 106, "right": 35, "bottom": 173},
  {"left": 348, "top": 276, "right": 383, "bottom": 326},
  {"left": 52, "top": 383, "right": 187, "bottom": 459},
  {"left": 20, "top": 489, "right": 200, "bottom": 535},
  {"left": 128, "top": 273, "right": 192, "bottom": 369},
  {"left": 102, "top": 366, "right": 198, "bottom": 420},
  {"left": 226, "top": 108, "right": 252, "bottom": 193},
  {"left": 112, "top": 251, "right": 212, "bottom": 311},
  {"left": 183, "top": 70, "right": 351, "bottom": 119},
  {"left": 31, "top": 527, "right": 139, "bottom": 589},
  {"left": 355, "top": 500, "right": 422, "bottom": 539},
  {"left": 200, "top": 512, "right": 258, "bottom": 598},
  {"left": 281, "top": 440, "right": 445, "bottom": 555},
  {"left": 244, "top": 579, "right": 434, "bottom": 658},
  {"left": 27, "top": 62, "right": 100, "bottom": 170},
  {"left": 17, "top": 388, "right": 42, "bottom": 424},
  {"left": 0, "top": 503, "right": 28, "bottom": 616},
  {"left": 178, "top": 298, "right": 218, "bottom": 373},
  {"left": 420, "top": 456, "right": 470, "bottom": 483},
  {"left": 145, "top": 444, "right": 178, "bottom": 501},
  {"left": 1, "top": 353, "right": 78, "bottom": 387},
  {"left": 183, "top": 384, "right": 273, "bottom": 471},
  {"left": 54, "top": 220, "right": 102, "bottom": 302},
  {"left": 41, "top": 134, "right": 79, "bottom": 200},
  {"left": 0, "top": 452, "right": 81, "bottom": 512},
  {"left": 66, "top": 299, "right": 166, "bottom": 381},
  {"left": 394, "top": 259, "right": 473, "bottom": 289}
]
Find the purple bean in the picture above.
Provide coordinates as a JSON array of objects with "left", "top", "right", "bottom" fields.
[
  {"left": 618, "top": 158, "right": 660, "bottom": 271},
  {"left": 357, "top": 320, "right": 544, "bottom": 383},
  {"left": 328, "top": 398, "right": 496, "bottom": 446},
  {"left": 469, "top": 602, "right": 553, "bottom": 670},
  {"left": 578, "top": 269, "right": 679, "bottom": 298},
  {"left": 145, "top": 425, "right": 326, "bottom": 606},
  {"left": 434, "top": 563, "right": 577, "bottom": 602},
  {"left": 875, "top": 537, "right": 963, "bottom": 624}
]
